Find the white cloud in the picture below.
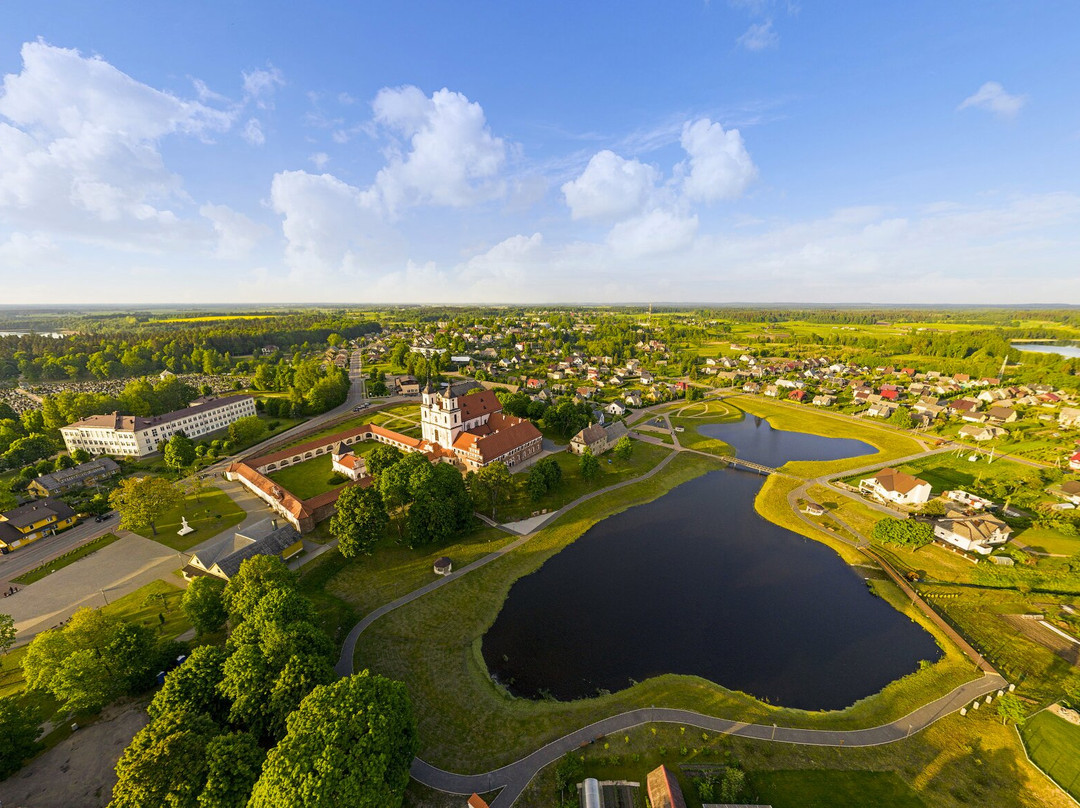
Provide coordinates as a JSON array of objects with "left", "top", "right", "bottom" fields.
[
  {"left": 958, "top": 82, "right": 1026, "bottom": 118},
  {"left": 561, "top": 150, "right": 660, "bottom": 221},
  {"left": 678, "top": 118, "right": 757, "bottom": 202},
  {"left": 0, "top": 41, "right": 231, "bottom": 245},
  {"left": 608, "top": 208, "right": 699, "bottom": 257},
  {"left": 371, "top": 86, "right": 507, "bottom": 214},
  {"left": 737, "top": 20, "right": 779, "bottom": 51},
  {"left": 309, "top": 152, "right": 330, "bottom": 169},
  {"left": 242, "top": 65, "right": 285, "bottom": 108},
  {"left": 242, "top": 118, "right": 265, "bottom": 145},
  {"left": 199, "top": 203, "right": 266, "bottom": 259}
]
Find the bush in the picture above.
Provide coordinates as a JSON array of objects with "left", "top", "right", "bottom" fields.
[{"left": 872, "top": 517, "right": 933, "bottom": 547}]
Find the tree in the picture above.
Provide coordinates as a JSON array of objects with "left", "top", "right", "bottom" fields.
[
  {"left": 71, "top": 447, "right": 92, "bottom": 464},
  {"left": 470, "top": 461, "right": 512, "bottom": 520},
  {"left": 377, "top": 452, "right": 431, "bottom": 537},
  {"left": 0, "top": 612, "right": 15, "bottom": 660},
  {"left": 147, "top": 646, "right": 230, "bottom": 723},
  {"left": 871, "top": 517, "right": 934, "bottom": 548},
  {"left": 366, "top": 444, "right": 403, "bottom": 478},
  {"left": 526, "top": 465, "right": 549, "bottom": 501},
  {"left": 110, "top": 476, "right": 182, "bottom": 536},
  {"left": 54, "top": 453, "right": 76, "bottom": 471},
  {"left": 996, "top": 692, "right": 1026, "bottom": 725},
  {"left": 407, "top": 463, "right": 472, "bottom": 547},
  {"left": 889, "top": 406, "right": 912, "bottom": 428},
  {"left": 181, "top": 577, "right": 227, "bottom": 636},
  {"left": 612, "top": 435, "right": 633, "bottom": 461},
  {"left": 579, "top": 449, "right": 600, "bottom": 481},
  {"left": 331, "top": 485, "right": 388, "bottom": 558},
  {"left": 221, "top": 555, "right": 297, "bottom": 625},
  {"left": 227, "top": 416, "right": 268, "bottom": 447},
  {"left": 164, "top": 431, "right": 196, "bottom": 472},
  {"left": 198, "top": 731, "right": 265, "bottom": 808},
  {"left": 0, "top": 696, "right": 42, "bottom": 780},
  {"left": 247, "top": 672, "right": 417, "bottom": 808},
  {"left": 3, "top": 432, "right": 53, "bottom": 466},
  {"left": 110, "top": 710, "right": 219, "bottom": 808}
]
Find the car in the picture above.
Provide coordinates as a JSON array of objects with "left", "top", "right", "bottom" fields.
[
  {"left": 99, "top": 513, "right": 112, "bottom": 521},
  {"left": 94, "top": 516, "right": 102, "bottom": 523}
]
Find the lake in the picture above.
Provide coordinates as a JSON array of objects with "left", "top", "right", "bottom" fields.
[
  {"left": 1011, "top": 341, "right": 1080, "bottom": 359},
  {"left": 0, "top": 331, "right": 63, "bottom": 338},
  {"left": 696, "top": 412, "right": 875, "bottom": 467},
  {"left": 482, "top": 419, "right": 942, "bottom": 710}
]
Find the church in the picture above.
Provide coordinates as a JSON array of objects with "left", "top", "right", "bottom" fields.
[{"left": 420, "top": 380, "right": 543, "bottom": 471}]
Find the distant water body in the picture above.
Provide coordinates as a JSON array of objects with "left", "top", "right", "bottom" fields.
[
  {"left": 1011, "top": 341, "right": 1080, "bottom": 359},
  {"left": 0, "top": 331, "right": 63, "bottom": 338}
]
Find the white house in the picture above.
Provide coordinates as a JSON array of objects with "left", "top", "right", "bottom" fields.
[
  {"left": 859, "top": 468, "right": 932, "bottom": 506},
  {"left": 944, "top": 489, "right": 996, "bottom": 511},
  {"left": 605, "top": 401, "right": 627, "bottom": 417},
  {"left": 331, "top": 442, "right": 367, "bottom": 481},
  {"left": 934, "top": 513, "right": 1012, "bottom": 554}
]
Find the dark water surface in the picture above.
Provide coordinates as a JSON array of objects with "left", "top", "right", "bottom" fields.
[
  {"left": 482, "top": 423, "right": 942, "bottom": 710},
  {"left": 696, "top": 413, "right": 875, "bottom": 467}
]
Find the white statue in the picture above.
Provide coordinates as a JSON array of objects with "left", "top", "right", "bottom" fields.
[{"left": 177, "top": 516, "right": 195, "bottom": 536}]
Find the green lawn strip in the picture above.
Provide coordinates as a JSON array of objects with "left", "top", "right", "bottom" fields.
[
  {"left": 12, "top": 533, "right": 122, "bottom": 585},
  {"left": 323, "top": 523, "right": 514, "bottom": 621},
  {"left": 756, "top": 476, "right": 866, "bottom": 565},
  {"left": 352, "top": 453, "right": 976, "bottom": 773},
  {"left": 632, "top": 427, "right": 674, "bottom": 445},
  {"left": 267, "top": 454, "right": 349, "bottom": 500},
  {"left": 133, "top": 487, "right": 246, "bottom": 551},
  {"left": 806, "top": 484, "right": 882, "bottom": 537},
  {"left": 516, "top": 711, "right": 1062, "bottom": 808},
  {"left": 494, "top": 441, "right": 672, "bottom": 523},
  {"left": 101, "top": 578, "right": 192, "bottom": 639},
  {"left": 1020, "top": 709, "right": 1080, "bottom": 800},
  {"left": 1017, "top": 526, "right": 1080, "bottom": 557}
]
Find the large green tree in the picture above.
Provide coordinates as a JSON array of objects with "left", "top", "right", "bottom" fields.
[
  {"left": 227, "top": 416, "right": 268, "bottom": 447},
  {"left": 164, "top": 431, "right": 196, "bottom": 472},
  {"left": 147, "top": 645, "right": 230, "bottom": 723},
  {"left": 366, "top": 444, "right": 403, "bottom": 478},
  {"left": 330, "top": 485, "right": 388, "bottom": 558},
  {"left": 221, "top": 555, "right": 297, "bottom": 625},
  {"left": 0, "top": 612, "right": 15, "bottom": 660},
  {"left": 181, "top": 577, "right": 227, "bottom": 636},
  {"left": 198, "top": 731, "right": 265, "bottom": 808},
  {"left": 579, "top": 449, "right": 600, "bottom": 481},
  {"left": 246, "top": 672, "right": 417, "bottom": 808},
  {"left": 0, "top": 696, "right": 42, "bottom": 780},
  {"left": 109, "top": 476, "right": 182, "bottom": 536},
  {"left": 469, "top": 461, "right": 512, "bottom": 520},
  {"left": 407, "top": 463, "right": 471, "bottom": 547}
]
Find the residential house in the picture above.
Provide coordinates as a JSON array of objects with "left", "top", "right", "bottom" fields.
[
  {"left": 1070, "top": 452, "right": 1080, "bottom": 472},
  {"left": 0, "top": 498, "right": 79, "bottom": 551},
  {"left": 182, "top": 518, "right": 304, "bottom": 581},
  {"left": 859, "top": 468, "right": 932, "bottom": 506},
  {"left": 27, "top": 457, "right": 120, "bottom": 497},
  {"left": 812, "top": 394, "right": 836, "bottom": 407},
  {"left": 987, "top": 406, "right": 1018, "bottom": 424},
  {"left": 958, "top": 423, "right": 1005, "bottom": 442},
  {"left": 1048, "top": 480, "right": 1080, "bottom": 505},
  {"left": 646, "top": 765, "right": 687, "bottom": 808},
  {"left": 605, "top": 401, "right": 627, "bottom": 417},
  {"left": 934, "top": 512, "right": 1012, "bottom": 554},
  {"left": 1060, "top": 407, "right": 1080, "bottom": 428},
  {"left": 624, "top": 393, "right": 643, "bottom": 408},
  {"left": 865, "top": 402, "right": 895, "bottom": 419},
  {"left": 569, "top": 421, "right": 629, "bottom": 456}
]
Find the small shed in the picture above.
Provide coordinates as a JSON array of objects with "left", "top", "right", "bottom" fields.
[
  {"left": 434, "top": 557, "right": 453, "bottom": 576},
  {"left": 802, "top": 502, "right": 825, "bottom": 517}
]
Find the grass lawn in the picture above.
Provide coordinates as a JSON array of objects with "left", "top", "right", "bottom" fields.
[
  {"left": 134, "top": 486, "right": 246, "bottom": 551},
  {"left": 102, "top": 578, "right": 191, "bottom": 639},
  {"left": 889, "top": 451, "right": 1056, "bottom": 510},
  {"left": 632, "top": 427, "right": 674, "bottom": 444},
  {"left": 13, "top": 533, "right": 121, "bottom": 584},
  {"left": 494, "top": 441, "right": 672, "bottom": 523},
  {"left": 352, "top": 452, "right": 978, "bottom": 773},
  {"left": 516, "top": 711, "right": 1067, "bottom": 808},
  {"left": 266, "top": 453, "right": 349, "bottom": 500},
  {"left": 1013, "top": 526, "right": 1080, "bottom": 557},
  {"left": 273, "top": 402, "right": 421, "bottom": 450},
  {"left": 807, "top": 484, "right": 882, "bottom": 537},
  {"left": 1021, "top": 709, "right": 1080, "bottom": 800}
]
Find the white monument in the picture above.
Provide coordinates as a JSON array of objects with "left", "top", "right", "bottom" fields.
[{"left": 177, "top": 516, "right": 195, "bottom": 536}]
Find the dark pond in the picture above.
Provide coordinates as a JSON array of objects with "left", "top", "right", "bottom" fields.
[
  {"left": 696, "top": 413, "right": 875, "bottom": 467},
  {"left": 482, "top": 423, "right": 942, "bottom": 710}
]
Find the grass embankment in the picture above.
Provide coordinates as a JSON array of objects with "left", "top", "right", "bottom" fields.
[
  {"left": 516, "top": 711, "right": 1069, "bottom": 808},
  {"left": 494, "top": 441, "right": 671, "bottom": 523},
  {"left": 135, "top": 487, "right": 246, "bottom": 551},
  {"left": 12, "top": 533, "right": 121, "bottom": 585},
  {"left": 353, "top": 452, "right": 978, "bottom": 773},
  {"left": 661, "top": 398, "right": 740, "bottom": 456},
  {"left": 1020, "top": 709, "right": 1080, "bottom": 801}
]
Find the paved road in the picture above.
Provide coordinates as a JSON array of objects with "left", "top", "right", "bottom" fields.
[
  {"left": 0, "top": 510, "right": 119, "bottom": 587},
  {"left": 411, "top": 673, "right": 1007, "bottom": 807}
]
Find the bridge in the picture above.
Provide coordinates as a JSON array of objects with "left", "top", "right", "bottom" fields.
[{"left": 717, "top": 455, "right": 777, "bottom": 475}]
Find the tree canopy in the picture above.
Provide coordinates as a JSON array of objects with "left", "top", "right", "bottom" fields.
[
  {"left": 331, "top": 485, "right": 388, "bottom": 558},
  {"left": 109, "top": 476, "right": 182, "bottom": 536}
]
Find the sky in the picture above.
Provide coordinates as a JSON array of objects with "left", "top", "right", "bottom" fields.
[{"left": 1, "top": 1, "right": 1078, "bottom": 306}]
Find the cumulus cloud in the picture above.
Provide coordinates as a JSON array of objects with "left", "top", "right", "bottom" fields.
[
  {"left": 678, "top": 118, "right": 757, "bottom": 202},
  {"left": 371, "top": 86, "right": 507, "bottom": 213},
  {"left": 199, "top": 203, "right": 266, "bottom": 259},
  {"left": 0, "top": 41, "right": 231, "bottom": 244},
  {"left": 561, "top": 151, "right": 660, "bottom": 221},
  {"left": 608, "top": 208, "right": 699, "bottom": 257},
  {"left": 958, "top": 81, "right": 1026, "bottom": 118},
  {"left": 309, "top": 152, "right": 330, "bottom": 169},
  {"left": 737, "top": 20, "right": 779, "bottom": 51}
]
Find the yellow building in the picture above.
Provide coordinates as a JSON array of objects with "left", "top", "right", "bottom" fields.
[{"left": 0, "top": 499, "right": 79, "bottom": 552}]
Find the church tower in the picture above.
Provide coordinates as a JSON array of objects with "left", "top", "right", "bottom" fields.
[{"left": 420, "top": 380, "right": 463, "bottom": 447}]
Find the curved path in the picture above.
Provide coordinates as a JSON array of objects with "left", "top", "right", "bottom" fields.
[
  {"left": 336, "top": 401, "right": 1008, "bottom": 806},
  {"left": 412, "top": 673, "right": 1007, "bottom": 807}
]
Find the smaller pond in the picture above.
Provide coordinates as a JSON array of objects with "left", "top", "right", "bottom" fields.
[
  {"left": 696, "top": 413, "right": 875, "bottom": 467},
  {"left": 1011, "top": 341, "right": 1080, "bottom": 359}
]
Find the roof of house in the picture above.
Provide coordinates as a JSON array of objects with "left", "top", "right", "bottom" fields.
[
  {"left": 646, "top": 765, "right": 687, "bottom": 808},
  {"left": 938, "top": 513, "right": 1011, "bottom": 544},
  {"left": 868, "top": 467, "right": 930, "bottom": 494},
  {"left": 204, "top": 519, "right": 304, "bottom": 579},
  {"left": 572, "top": 423, "right": 607, "bottom": 446},
  {"left": 459, "top": 389, "right": 502, "bottom": 422},
  {"left": 1060, "top": 480, "right": 1080, "bottom": 496},
  {"left": 467, "top": 795, "right": 490, "bottom": 808},
  {"left": 0, "top": 498, "right": 77, "bottom": 529},
  {"left": 62, "top": 395, "right": 253, "bottom": 433},
  {"left": 31, "top": 457, "right": 120, "bottom": 491},
  {"left": 454, "top": 411, "right": 542, "bottom": 463}
]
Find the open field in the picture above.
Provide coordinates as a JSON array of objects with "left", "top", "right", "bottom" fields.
[
  {"left": 266, "top": 453, "right": 348, "bottom": 500},
  {"left": 352, "top": 451, "right": 978, "bottom": 773},
  {"left": 1020, "top": 709, "right": 1080, "bottom": 800},
  {"left": 132, "top": 487, "right": 246, "bottom": 551},
  {"left": 516, "top": 710, "right": 1069, "bottom": 808}
]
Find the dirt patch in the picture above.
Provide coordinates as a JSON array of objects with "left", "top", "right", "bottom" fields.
[
  {"left": 0, "top": 702, "right": 147, "bottom": 808},
  {"left": 1001, "top": 614, "right": 1080, "bottom": 665}
]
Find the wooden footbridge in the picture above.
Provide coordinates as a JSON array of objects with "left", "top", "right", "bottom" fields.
[{"left": 717, "top": 455, "right": 777, "bottom": 475}]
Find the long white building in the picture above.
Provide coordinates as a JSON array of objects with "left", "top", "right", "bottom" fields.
[{"left": 60, "top": 395, "right": 257, "bottom": 458}]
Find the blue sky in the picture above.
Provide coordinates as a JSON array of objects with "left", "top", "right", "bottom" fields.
[{"left": 1, "top": 1, "right": 1077, "bottom": 304}]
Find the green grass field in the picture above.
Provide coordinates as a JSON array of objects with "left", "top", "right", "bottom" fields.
[
  {"left": 751, "top": 769, "right": 927, "bottom": 808},
  {"left": 1021, "top": 709, "right": 1080, "bottom": 800},
  {"left": 134, "top": 486, "right": 246, "bottom": 550},
  {"left": 266, "top": 453, "right": 349, "bottom": 500}
]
